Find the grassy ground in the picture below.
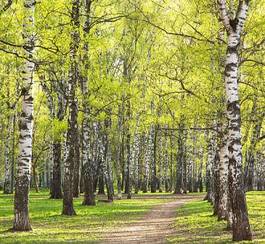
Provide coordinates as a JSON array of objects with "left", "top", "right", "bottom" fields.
[
  {"left": 168, "top": 191, "right": 265, "bottom": 243},
  {"left": 1, "top": 191, "right": 264, "bottom": 243},
  {"left": 0, "top": 190, "right": 176, "bottom": 244}
]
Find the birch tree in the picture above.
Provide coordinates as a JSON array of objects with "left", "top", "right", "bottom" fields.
[
  {"left": 244, "top": 100, "right": 264, "bottom": 191},
  {"left": 175, "top": 119, "right": 186, "bottom": 194},
  {"left": 62, "top": 0, "right": 80, "bottom": 216},
  {"left": 81, "top": 0, "right": 96, "bottom": 206},
  {"left": 218, "top": 0, "right": 252, "bottom": 240},
  {"left": 13, "top": 0, "right": 35, "bottom": 231}
]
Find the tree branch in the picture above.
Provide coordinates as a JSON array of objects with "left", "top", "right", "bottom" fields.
[
  {"left": 236, "top": 0, "right": 250, "bottom": 34},
  {"left": 0, "top": 0, "right": 13, "bottom": 15},
  {"left": 257, "top": 134, "right": 265, "bottom": 142},
  {"left": 217, "top": 0, "right": 232, "bottom": 32}
]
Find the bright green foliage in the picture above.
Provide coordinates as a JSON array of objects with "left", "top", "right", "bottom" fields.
[
  {"left": 0, "top": 0, "right": 265, "bottom": 241},
  {"left": 1, "top": 0, "right": 265, "bottom": 181}
]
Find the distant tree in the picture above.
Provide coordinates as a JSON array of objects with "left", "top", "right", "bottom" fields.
[{"left": 62, "top": 0, "right": 80, "bottom": 216}]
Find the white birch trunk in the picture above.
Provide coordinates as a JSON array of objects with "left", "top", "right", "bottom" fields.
[
  {"left": 13, "top": 0, "right": 35, "bottom": 231},
  {"left": 218, "top": 0, "right": 252, "bottom": 240},
  {"left": 205, "top": 133, "right": 215, "bottom": 202},
  {"left": 81, "top": 0, "right": 94, "bottom": 205},
  {"left": 218, "top": 127, "right": 230, "bottom": 222},
  {"left": 143, "top": 134, "right": 149, "bottom": 192}
]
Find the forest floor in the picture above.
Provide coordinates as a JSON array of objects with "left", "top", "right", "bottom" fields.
[
  {"left": 0, "top": 191, "right": 264, "bottom": 243},
  {"left": 0, "top": 190, "right": 201, "bottom": 243}
]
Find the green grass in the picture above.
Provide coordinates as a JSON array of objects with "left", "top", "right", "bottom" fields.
[
  {"left": 0, "top": 190, "right": 173, "bottom": 244},
  {"left": 2, "top": 191, "right": 264, "bottom": 243},
  {"left": 168, "top": 191, "right": 265, "bottom": 243}
]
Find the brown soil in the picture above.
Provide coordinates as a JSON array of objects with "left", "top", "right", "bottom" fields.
[{"left": 101, "top": 194, "right": 202, "bottom": 244}]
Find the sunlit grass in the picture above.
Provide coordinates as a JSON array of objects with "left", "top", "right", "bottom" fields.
[
  {"left": 168, "top": 191, "right": 265, "bottom": 243},
  {"left": 0, "top": 190, "right": 173, "bottom": 243},
  {"left": 2, "top": 190, "right": 263, "bottom": 243}
]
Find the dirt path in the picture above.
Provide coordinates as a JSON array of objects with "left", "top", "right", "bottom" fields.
[{"left": 101, "top": 195, "right": 201, "bottom": 244}]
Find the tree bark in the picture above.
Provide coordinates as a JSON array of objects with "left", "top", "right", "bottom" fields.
[
  {"left": 13, "top": 0, "right": 35, "bottom": 231},
  {"left": 151, "top": 126, "right": 158, "bottom": 193},
  {"left": 41, "top": 77, "right": 65, "bottom": 199},
  {"left": 217, "top": 125, "right": 230, "bottom": 221},
  {"left": 213, "top": 149, "right": 220, "bottom": 215},
  {"left": 32, "top": 158, "right": 39, "bottom": 193},
  {"left": 10, "top": 113, "right": 16, "bottom": 194},
  {"left": 73, "top": 129, "right": 80, "bottom": 198},
  {"left": 82, "top": 159, "right": 95, "bottom": 205},
  {"left": 126, "top": 127, "right": 132, "bottom": 199},
  {"left": 175, "top": 120, "right": 185, "bottom": 194},
  {"left": 204, "top": 132, "right": 215, "bottom": 202},
  {"left": 102, "top": 119, "right": 114, "bottom": 202},
  {"left": 62, "top": 0, "right": 80, "bottom": 216},
  {"left": 50, "top": 143, "right": 63, "bottom": 199},
  {"left": 218, "top": 0, "right": 252, "bottom": 240},
  {"left": 245, "top": 103, "right": 263, "bottom": 191},
  {"left": 132, "top": 132, "right": 140, "bottom": 194},
  {"left": 4, "top": 114, "right": 12, "bottom": 194},
  {"left": 115, "top": 106, "right": 124, "bottom": 199},
  {"left": 97, "top": 171, "right": 105, "bottom": 195},
  {"left": 81, "top": 0, "right": 95, "bottom": 206},
  {"left": 142, "top": 126, "right": 155, "bottom": 193},
  {"left": 198, "top": 162, "right": 203, "bottom": 193}
]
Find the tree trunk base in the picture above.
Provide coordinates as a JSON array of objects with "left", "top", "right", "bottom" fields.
[
  {"left": 98, "top": 199, "right": 113, "bottom": 203},
  {"left": 12, "top": 226, "right": 32, "bottom": 232},
  {"left": 82, "top": 200, "right": 96, "bottom": 206},
  {"left": 107, "top": 196, "right": 114, "bottom": 202},
  {"left": 50, "top": 194, "right": 63, "bottom": 200},
  {"left": 82, "top": 195, "right": 96, "bottom": 206},
  {"left": 62, "top": 207, "right": 76, "bottom": 216},
  {"left": 50, "top": 190, "right": 63, "bottom": 199},
  {"left": 73, "top": 193, "right": 79, "bottom": 198},
  {"left": 13, "top": 215, "right": 32, "bottom": 232},
  {"left": 232, "top": 225, "right": 252, "bottom": 241}
]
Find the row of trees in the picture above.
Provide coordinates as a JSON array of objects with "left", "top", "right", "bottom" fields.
[{"left": 0, "top": 0, "right": 264, "bottom": 241}]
